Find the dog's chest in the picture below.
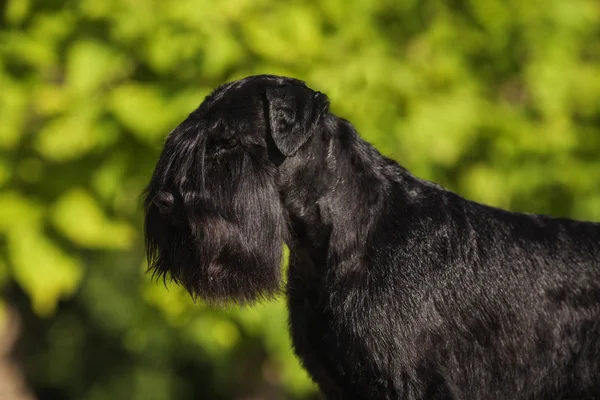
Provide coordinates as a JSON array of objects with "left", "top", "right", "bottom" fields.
[{"left": 286, "top": 259, "right": 417, "bottom": 398}]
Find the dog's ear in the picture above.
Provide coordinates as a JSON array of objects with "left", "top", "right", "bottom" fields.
[{"left": 265, "top": 84, "right": 329, "bottom": 157}]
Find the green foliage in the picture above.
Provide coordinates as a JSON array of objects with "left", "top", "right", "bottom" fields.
[{"left": 0, "top": 0, "right": 599, "bottom": 398}]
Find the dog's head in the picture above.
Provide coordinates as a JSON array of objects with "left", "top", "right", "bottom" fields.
[{"left": 143, "top": 75, "right": 330, "bottom": 303}]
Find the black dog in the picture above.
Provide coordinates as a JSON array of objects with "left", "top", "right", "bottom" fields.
[{"left": 144, "top": 75, "right": 600, "bottom": 399}]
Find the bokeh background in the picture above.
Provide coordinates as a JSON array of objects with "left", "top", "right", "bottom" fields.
[{"left": 0, "top": 0, "right": 599, "bottom": 399}]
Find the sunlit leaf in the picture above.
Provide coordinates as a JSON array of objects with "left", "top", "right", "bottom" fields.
[
  {"left": 4, "top": 0, "right": 30, "bottom": 25},
  {"left": 109, "top": 84, "right": 173, "bottom": 141},
  {"left": 202, "top": 32, "right": 244, "bottom": 77},
  {"left": 0, "top": 192, "right": 43, "bottom": 233},
  {"left": 402, "top": 88, "right": 480, "bottom": 166},
  {"left": 51, "top": 189, "right": 135, "bottom": 249},
  {"left": 243, "top": 7, "right": 323, "bottom": 63},
  {"left": 66, "top": 39, "right": 132, "bottom": 96},
  {"left": 142, "top": 277, "right": 196, "bottom": 325},
  {"left": 34, "top": 104, "right": 119, "bottom": 161},
  {"left": 8, "top": 225, "right": 82, "bottom": 316},
  {"left": 34, "top": 105, "right": 97, "bottom": 161},
  {"left": 91, "top": 153, "right": 127, "bottom": 202},
  {"left": 34, "top": 83, "right": 71, "bottom": 116},
  {"left": 0, "top": 78, "right": 27, "bottom": 149}
]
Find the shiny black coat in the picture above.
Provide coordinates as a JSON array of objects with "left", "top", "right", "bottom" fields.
[{"left": 144, "top": 75, "right": 600, "bottom": 399}]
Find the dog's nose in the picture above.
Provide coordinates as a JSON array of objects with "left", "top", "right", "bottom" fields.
[{"left": 153, "top": 191, "right": 175, "bottom": 214}]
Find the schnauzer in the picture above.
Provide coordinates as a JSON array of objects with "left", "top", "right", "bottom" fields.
[{"left": 144, "top": 75, "right": 600, "bottom": 399}]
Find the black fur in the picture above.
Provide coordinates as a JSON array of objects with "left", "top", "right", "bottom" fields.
[{"left": 144, "top": 75, "right": 600, "bottom": 399}]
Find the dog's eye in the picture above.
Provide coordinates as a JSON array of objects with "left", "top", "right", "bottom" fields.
[
  {"left": 221, "top": 137, "right": 238, "bottom": 150},
  {"left": 213, "top": 137, "right": 238, "bottom": 155}
]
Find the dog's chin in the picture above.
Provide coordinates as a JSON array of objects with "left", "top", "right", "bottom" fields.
[
  {"left": 184, "top": 201, "right": 287, "bottom": 304},
  {"left": 145, "top": 215, "right": 286, "bottom": 304},
  {"left": 194, "top": 249, "right": 283, "bottom": 304},
  {"left": 148, "top": 243, "right": 284, "bottom": 305}
]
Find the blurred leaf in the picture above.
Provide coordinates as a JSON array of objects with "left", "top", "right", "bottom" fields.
[
  {"left": 51, "top": 188, "right": 135, "bottom": 249},
  {"left": 29, "top": 9, "right": 76, "bottom": 47},
  {"left": 109, "top": 84, "right": 174, "bottom": 141},
  {"left": 78, "top": 0, "right": 118, "bottom": 19},
  {"left": 2, "top": 31, "right": 55, "bottom": 70},
  {"left": 66, "top": 40, "right": 132, "bottom": 96},
  {"left": 0, "top": 156, "right": 12, "bottom": 187},
  {"left": 34, "top": 104, "right": 118, "bottom": 161},
  {"left": 4, "top": 0, "right": 30, "bottom": 25},
  {"left": 91, "top": 153, "right": 128, "bottom": 201},
  {"left": 17, "top": 157, "right": 44, "bottom": 183},
  {"left": 8, "top": 225, "right": 82, "bottom": 316},
  {"left": 0, "top": 191, "right": 43, "bottom": 232},
  {"left": 201, "top": 32, "right": 245, "bottom": 78},
  {"left": 144, "top": 26, "right": 205, "bottom": 74},
  {"left": 184, "top": 314, "right": 240, "bottom": 358},
  {"left": 402, "top": 88, "right": 480, "bottom": 166},
  {"left": 0, "top": 78, "right": 27, "bottom": 149},
  {"left": 243, "top": 7, "right": 324, "bottom": 63},
  {"left": 35, "top": 83, "right": 71, "bottom": 116},
  {"left": 142, "top": 278, "right": 195, "bottom": 325},
  {"left": 460, "top": 165, "right": 510, "bottom": 208},
  {"left": 0, "top": 258, "right": 10, "bottom": 288}
]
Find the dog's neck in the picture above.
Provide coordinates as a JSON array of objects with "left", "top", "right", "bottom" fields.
[{"left": 278, "top": 114, "right": 396, "bottom": 274}]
